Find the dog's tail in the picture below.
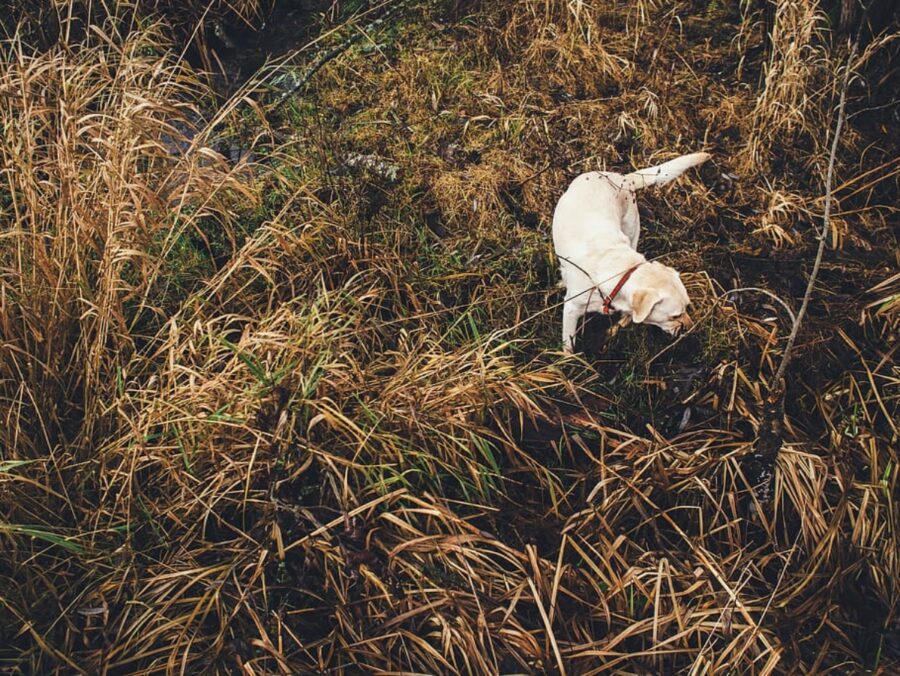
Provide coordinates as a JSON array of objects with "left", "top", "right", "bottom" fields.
[{"left": 624, "top": 152, "right": 710, "bottom": 189}]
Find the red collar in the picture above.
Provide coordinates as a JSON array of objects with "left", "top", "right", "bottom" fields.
[{"left": 602, "top": 264, "right": 641, "bottom": 314}]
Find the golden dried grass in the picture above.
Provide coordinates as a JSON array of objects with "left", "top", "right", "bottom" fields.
[
  {"left": 1, "top": 0, "right": 898, "bottom": 673},
  {"left": 742, "top": 0, "right": 831, "bottom": 171}
]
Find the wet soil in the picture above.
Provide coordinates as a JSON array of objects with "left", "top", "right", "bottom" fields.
[{"left": 184, "top": 0, "right": 333, "bottom": 97}]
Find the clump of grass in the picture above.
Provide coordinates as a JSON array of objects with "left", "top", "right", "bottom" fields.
[
  {"left": 431, "top": 149, "right": 532, "bottom": 231},
  {"left": 0, "top": 13, "right": 262, "bottom": 670},
  {"left": 742, "top": 0, "right": 830, "bottom": 171},
  {"left": 753, "top": 185, "right": 809, "bottom": 245},
  {"left": 0, "top": 19, "right": 249, "bottom": 456},
  {"left": 510, "top": 0, "right": 632, "bottom": 90}
]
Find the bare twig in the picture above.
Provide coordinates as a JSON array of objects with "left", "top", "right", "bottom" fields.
[
  {"left": 771, "top": 31, "right": 861, "bottom": 386},
  {"left": 748, "top": 7, "right": 867, "bottom": 504}
]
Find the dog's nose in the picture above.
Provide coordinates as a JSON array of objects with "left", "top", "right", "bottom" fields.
[{"left": 681, "top": 313, "right": 694, "bottom": 329}]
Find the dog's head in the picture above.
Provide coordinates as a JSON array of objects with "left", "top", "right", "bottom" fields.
[{"left": 627, "top": 262, "right": 693, "bottom": 335}]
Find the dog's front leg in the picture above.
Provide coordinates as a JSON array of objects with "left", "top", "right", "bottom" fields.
[
  {"left": 561, "top": 298, "right": 584, "bottom": 353},
  {"left": 604, "top": 312, "right": 632, "bottom": 341}
]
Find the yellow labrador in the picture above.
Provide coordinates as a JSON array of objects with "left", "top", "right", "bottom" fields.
[{"left": 553, "top": 152, "right": 709, "bottom": 352}]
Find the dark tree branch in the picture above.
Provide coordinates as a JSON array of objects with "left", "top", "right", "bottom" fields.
[{"left": 748, "top": 7, "right": 867, "bottom": 505}]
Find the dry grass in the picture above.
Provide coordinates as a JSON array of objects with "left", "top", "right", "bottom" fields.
[
  {"left": 1, "top": 0, "right": 898, "bottom": 673},
  {"left": 742, "top": 0, "right": 831, "bottom": 171}
]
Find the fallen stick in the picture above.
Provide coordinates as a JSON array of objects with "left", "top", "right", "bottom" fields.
[{"left": 747, "top": 9, "right": 866, "bottom": 505}]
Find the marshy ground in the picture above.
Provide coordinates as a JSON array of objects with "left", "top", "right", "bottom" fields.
[{"left": 1, "top": 0, "right": 898, "bottom": 673}]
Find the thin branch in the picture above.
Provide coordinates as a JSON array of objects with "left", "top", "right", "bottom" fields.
[{"left": 771, "top": 27, "right": 863, "bottom": 386}]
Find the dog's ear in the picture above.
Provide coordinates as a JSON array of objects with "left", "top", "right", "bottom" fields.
[{"left": 631, "top": 288, "right": 660, "bottom": 323}]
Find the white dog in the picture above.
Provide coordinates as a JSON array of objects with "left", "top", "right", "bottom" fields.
[{"left": 553, "top": 152, "right": 710, "bottom": 352}]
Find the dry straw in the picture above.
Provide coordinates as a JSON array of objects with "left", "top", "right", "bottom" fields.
[{"left": 1, "top": 0, "right": 897, "bottom": 673}]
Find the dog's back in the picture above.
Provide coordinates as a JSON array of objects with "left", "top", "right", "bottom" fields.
[
  {"left": 553, "top": 153, "right": 711, "bottom": 257},
  {"left": 553, "top": 170, "right": 639, "bottom": 256}
]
